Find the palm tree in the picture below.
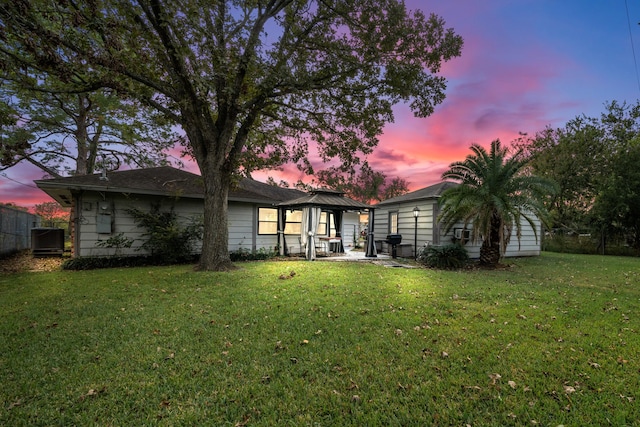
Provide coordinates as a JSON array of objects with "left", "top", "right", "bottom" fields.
[{"left": 438, "top": 139, "right": 557, "bottom": 266}]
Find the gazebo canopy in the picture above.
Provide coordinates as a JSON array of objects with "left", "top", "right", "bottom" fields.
[{"left": 277, "top": 188, "right": 373, "bottom": 211}]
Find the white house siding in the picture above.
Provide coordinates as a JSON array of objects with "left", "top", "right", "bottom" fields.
[
  {"left": 372, "top": 200, "right": 439, "bottom": 257},
  {"left": 374, "top": 200, "right": 542, "bottom": 259},
  {"left": 437, "top": 215, "right": 542, "bottom": 259},
  {"left": 75, "top": 192, "right": 204, "bottom": 257},
  {"left": 503, "top": 216, "right": 542, "bottom": 257},
  {"left": 229, "top": 202, "right": 261, "bottom": 252}
]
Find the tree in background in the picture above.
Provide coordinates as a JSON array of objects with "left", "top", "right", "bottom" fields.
[
  {"left": 0, "top": 202, "right": 29, "bottom": 212},
  {"left": 1, "top": 79, "right": 179, "bottom": 178},
  {"left": 314, "top": 162, "right": 409, "bottom": 204},
  {"left": 1, "top": 0, "right": 463, "bottom": 270},
  {"left": 518, "top": 101, "right": 640, "bottom": 246},
  {"left": 513, "top": 118, "right": 604, "bottom": 232},
  {"left": 34, "top": 201, "right": 70, "bottom": 227},
  {"left": 438, "top": 140, "right": 557, "bottom": 266},
  {"left": 590, "top": 138, "right": 640, "bottom": 251}
]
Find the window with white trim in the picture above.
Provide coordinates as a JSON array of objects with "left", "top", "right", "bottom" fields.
[
  {"left": 258, "top": 208, "right": 278, "bottom": 235},
  {"left": 389, "top": 211, "right": 398, "bottom": 234},
  {"left": 318, "top": 211, "right": 328, "bottom": 235},
  {"left": 284, "top": 210, "right": 302, "bottom": 235},
  {"left": 258, "top": 208, "right": 305, "bottom": 235}
]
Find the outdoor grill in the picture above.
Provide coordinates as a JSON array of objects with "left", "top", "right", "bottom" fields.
[{"left": 385, "top": 234, "right": 402, "bottom": 258}]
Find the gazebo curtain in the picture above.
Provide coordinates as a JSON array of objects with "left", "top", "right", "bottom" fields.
[
  {"left": 277, "top": 208, "right": 288, "bottom": 256},
  {"left": 332, "top": 210, "right": 345, "bottom": 253},
  {"left": 301, "top": 207, "right": 321, "bottom": 260},
  {"left": 365, "top": 209, "right": 377, "bottom": 257}
]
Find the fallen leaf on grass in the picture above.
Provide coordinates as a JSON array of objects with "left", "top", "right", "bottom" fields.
[
  {"left": 235, "top": 414, "right": 250, "bottom": 427},
  {"left": 80, "top": 387, "right": 106, "bottom": 401},
  {"left": 278, "top": 272, "right": 295, "bottom": 280},
  {"left": 7, "top": 399, "right": 22, "bottom": 410},
  {"left": 563, "top": 385, "right": 576, "bottom": 394},
  {"left": 488, "top": 373, "right": 502, "bottom": 385},
  {"left": 397, "top": 382, "right": 411, "bottom": 391},
  {"left": 508, "top": 380, "right": 517, "bottom": 389}
]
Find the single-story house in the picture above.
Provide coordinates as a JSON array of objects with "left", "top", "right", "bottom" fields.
[
  {"left": 372, "top": 182, "right": 543, "bottom": 259},
  {"left": 34, "top": 166, "right": 364, "bottom": 258}
]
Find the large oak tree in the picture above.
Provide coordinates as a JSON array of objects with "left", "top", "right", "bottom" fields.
[
  {"left": 0, "top": 0, "right": 463, "bottom": 271},
  {"left": 1, "top": 81, "right": 179, "bottom": 177}
]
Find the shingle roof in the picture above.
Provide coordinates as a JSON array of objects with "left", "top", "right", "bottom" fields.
[
  {"left": 233, "top": 176, "right": 306, "bottom": 203},
  {"left": 375, "top": 181, "right": 458, "bottom": 206},
  {"left": 34, "top": 166, "right": 305, "bottom": 207}
]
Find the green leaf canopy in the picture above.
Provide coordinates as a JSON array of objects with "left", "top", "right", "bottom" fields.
[{"left": 1, "top": 0, "right": 463, "bottom": 270}]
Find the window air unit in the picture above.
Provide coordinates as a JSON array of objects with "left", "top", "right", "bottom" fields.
[{"left": 454, "top": 228, "right": 471, "bottom": 241}]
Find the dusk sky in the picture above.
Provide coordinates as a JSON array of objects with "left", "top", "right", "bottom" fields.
[{"left": 3, "top": 0, "right": 640, "bottom": 209}]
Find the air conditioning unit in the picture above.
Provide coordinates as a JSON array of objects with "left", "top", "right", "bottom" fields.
[
  {"left": 31, "top": 228, "right": 65, "bottom": 257},
  {"left": 454, "top": 228, "right": 471, "bottom": 241}
]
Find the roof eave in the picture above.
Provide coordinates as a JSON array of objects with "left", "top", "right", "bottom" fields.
[
  {"left": 35, "top": 180, "right": 205, "bottom": 201},
  {"left": 376, "top": 195, "right": 443, "bottom": 206}
]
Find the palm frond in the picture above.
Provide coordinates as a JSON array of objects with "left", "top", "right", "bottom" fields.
[{"left": 438, "top": 139, "right": 557, "bottom": 263}]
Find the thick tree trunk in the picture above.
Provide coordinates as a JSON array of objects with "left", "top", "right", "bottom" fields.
[
  {"left": 479, "top": 212, "right": 502, "bottom": 266},
  {"left": 197, "top": 165, "right": 235, "bottom": 271},
  {"left": 75, "top": 95, "right": 89, "bottom": 176},
  {"left": 479, "top": 239, "right": 500, "bottom": 266}
]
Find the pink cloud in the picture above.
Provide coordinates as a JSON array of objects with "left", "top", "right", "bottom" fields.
[
  {"left": 5, "top": 1, "right": 621, "bottom": 206},
  {"left": 0, "top": 164, "right": 56, "bottom": 210}
]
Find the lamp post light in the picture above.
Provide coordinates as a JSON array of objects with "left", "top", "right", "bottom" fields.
[{"left": 413, "top": 206, "right": 420, "bottom": 259}]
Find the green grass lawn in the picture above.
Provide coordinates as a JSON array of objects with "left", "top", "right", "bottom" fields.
[{"left": 1, "top": 252, "right": 639, "bottom": 426}]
